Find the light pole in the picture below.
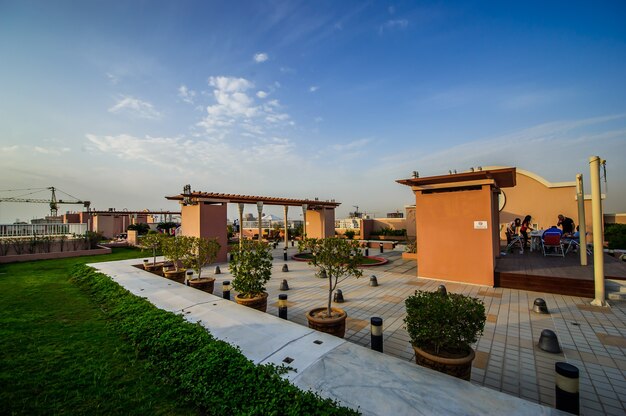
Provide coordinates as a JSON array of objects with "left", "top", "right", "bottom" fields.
[
  {"left": 302, "top": 203, "right": 308, "bottom": 239},
  {"left": 257, "top": 201, "right": 264, "bottom": 242},
  {"left": 238, "top": 203, "right": 244, "bottom": 248},
  {"left": 283, "top": 205, "right": 289, "bottom": 249}
]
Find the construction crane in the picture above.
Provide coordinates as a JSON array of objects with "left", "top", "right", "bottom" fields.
[{"left": 0, "top": 187, "right": 90, "bottom": 217}]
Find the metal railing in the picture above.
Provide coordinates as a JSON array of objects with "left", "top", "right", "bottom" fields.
[
  {"left": 335, "top": 219, "right": 361, "bottom": 229},
  {"left": 0, "top": 223, "right": 88, "bottom": 237}
]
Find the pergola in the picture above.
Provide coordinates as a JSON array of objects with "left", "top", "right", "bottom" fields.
[{"left": 166, "top": 191, "right": 341, "bottom": 262}]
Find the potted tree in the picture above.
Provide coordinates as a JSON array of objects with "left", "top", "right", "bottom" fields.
[
  {"left": 229, "top": 239, "right": 273, "bottom": 312},
  {"left": 141, "top": 231, "right": 164, "bottom": 273},
  {"left": 404, "top": 290, "right": 486, "bottom": 381},
  {"left": 183, "top": 236, "right": 221, "bottom": 294},
  {"left": 161, "top": 235, "right": 191, "bottom": 283},
  {"left": 299, "top": 237, "right": 363, "bottom": 338}
]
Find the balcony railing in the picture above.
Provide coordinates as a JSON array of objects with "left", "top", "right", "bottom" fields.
[{"left": 0, "top": 223, "right": 88, "bottom": 237}]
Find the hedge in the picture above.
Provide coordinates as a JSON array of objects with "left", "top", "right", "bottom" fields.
[{"left": 70, "top": 265, "right": 359, "bottom": 416}]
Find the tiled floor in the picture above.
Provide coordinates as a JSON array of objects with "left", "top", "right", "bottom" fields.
[{"left": 207, "top": 247, "right": 626, "bottom": 415}]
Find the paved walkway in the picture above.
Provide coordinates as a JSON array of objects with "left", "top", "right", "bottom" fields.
[{"left": 201, "top": 247, "right": 626, "bottom": 416}]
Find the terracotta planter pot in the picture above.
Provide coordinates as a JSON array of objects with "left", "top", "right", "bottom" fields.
[
  {"left": 144, "top": 262, "right": 163, "bottom": 275},
  {"left": 306, "top": 307, "right": 347, "bottom": 338},
  {"left": 188, "top": 277, "right": 215, "bottom": 294},
  {"left": 412, "top": 345, "right": 475, "bottom": 381},
  {"left": 235, "top": 292, "right": 268, "bottom": 312},
  {"left": 163, "top": 269, "right": 186, "bottom": 284}
]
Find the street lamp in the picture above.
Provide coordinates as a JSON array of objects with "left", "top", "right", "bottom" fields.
[
  {"left": 238, "top": 203, "right": 245, "bottom": 247},
  {"left": 302, "top": 203, "right": 308, "bottom": 238},
  {"left": 257, "top": 201, "right": 264, "bottom": 242}
]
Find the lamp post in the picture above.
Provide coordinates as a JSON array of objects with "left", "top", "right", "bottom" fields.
[
  {"left": 283, "top": 205, "right": 289, "bottom": 249},
  {"left": 257, "top": 201, "right": 264, "bottom": 242},
  {"left": 302, "top": 203, "right": 308, "bottom": 239},
  {"left": 238, "top": 203, "right": 244, "bottom": 248}
]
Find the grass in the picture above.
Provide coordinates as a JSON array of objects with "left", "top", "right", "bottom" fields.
[{"left": 0, "top": 248, "right": 196, "bottom": 415}]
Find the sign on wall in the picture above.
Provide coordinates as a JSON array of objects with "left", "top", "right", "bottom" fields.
[{"left": 474, "top": 220, "right": 488, "bottom": 229}]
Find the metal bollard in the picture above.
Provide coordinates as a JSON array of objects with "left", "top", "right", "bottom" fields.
[
  {"left": 186, "top": 270, "right": 193, "bottom": 285},
  {"left": 371, "top": 317, "right": 383, "bottom": 352},
  {"left": 437, "top": 284, "right": 447, "bottom": 296},
  {"left": 283, "top": 247, "right": 287, "bottom": 261},
  {"left": 333, "top": 289, "right": 344, "bottom": 303},
  {"left": 230, "top": 252, "right": 234, "bottom": 261},
  {"left": 369, "top": 275, "right": 379, "bottom": 287},
  {"left": 222, "top": 280, "right": 231, "bottom": 300},
  {"left": 278, "top": 294, "right": 288, "bottom": 319},
  {"left": 365, "top": 247, "right": 369, "bottom": 257},
  {"left": 291, "top": 238, "right": 294, "bottom": 247},
  {"left": 215, "top": 265, "right": 221, "bottom": 274},
  {"left": 555, "top": 362, "right": 579, "bottom": 415},
  {"left": 379, "top": 242, "right": 383, "bottom": 253},
  {"left": 279, "top": 279, "right": 289, "bottom": 290},
  {"left": 533, "top": 298, "right": 549, "bottom": 314}
]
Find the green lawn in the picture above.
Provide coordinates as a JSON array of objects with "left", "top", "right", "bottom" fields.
[{"left": 0, "top": 248, "right": 196, "bottom": 415}]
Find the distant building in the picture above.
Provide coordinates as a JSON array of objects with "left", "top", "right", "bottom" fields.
[{"left": 386, "top": 211, "right": 404, "bottom": 218}]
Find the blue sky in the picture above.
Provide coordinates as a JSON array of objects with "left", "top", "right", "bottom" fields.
[{"left": 1, "top": 1, "right": 625, "bottom": 222}]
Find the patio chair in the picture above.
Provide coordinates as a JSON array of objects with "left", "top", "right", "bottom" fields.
[
  {"left": 563, "top": 235, "right": 592, "bottom": 256},
  {"left": 542, "top": 230, "right": 564, "bottom": 257},
  {"left": 505, "top": 234, "right": 524, "bottom": 254}
]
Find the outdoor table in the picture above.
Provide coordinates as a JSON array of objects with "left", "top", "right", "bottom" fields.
[{"left": 530, "top": 230, "right": 543, "bottom": 252}]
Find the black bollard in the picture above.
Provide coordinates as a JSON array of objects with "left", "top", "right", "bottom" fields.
[
  {"left": 371, "top": 317, "right": 383, "bottom": 352},
  {"left": 291, "top": 238, "right": 294, "bottom": 247},
  {"left": 282, "top": 264, "right": 289, "bottom": 272},
  {"left": 555, "top": 362, "right": 579, "bottom": 415},
  {"left": 379, "top": 242, "right": 383, "bottom": 254},
  {"left": 222, "top": 280, "right": 231, "bottom": 300},
  {"left": 279, "top": 279, "right": 289, "bottom": 291},
  {"left": 186, "top": 270, "right": 193, "bottom": 285},
  {"left": 538, "top": 329, "right": 562, "bottom": 353},
  {"left": 230, "top": 252, "right": 234, "bottom": 261},
  {"left": 369, "top": 275, "right": 379, "bottom": 287},
  {"left": 437, "top": 284, "right": 447, "bottom": 296},
  {"left": 365, "top": 247, "right": 369, "bottom": 257},
  {"left": 278, "top": 294, "right": 288, "bottom": 320},
  {"left": 333, "top": 289, "right": 344, "bottom": 303},
  {"left": 215, "top": 265, "right": 221, "bottom": 275},
  {"left": 283, "top": 247, "right": 287, "bottom": 261},
  {"left": 533, "top": 298, "right": 549, "bottom": 314}
]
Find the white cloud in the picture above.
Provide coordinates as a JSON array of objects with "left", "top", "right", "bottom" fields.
[
  {"left": 254, "top": 52, "right": 269, "bottom": 63},
  {"left": 108, "top": 96, "right": 161, "bottom": 119},
  {"left": 379, "top": 19, "right": 408, "bottom": 34},
  {"left": 33, "top": 146, "right": 71, "bottom": 155},
  {"left": 332, "top": 138, "right": 371, "bottom": 151},
  {"left": 309, "top": 86, "right": 319, "bottom": 93},
  {"left": 105, "top": 72, "right": 119, "bottom": 85},
  {"left": 198, "top": 76, "right": 290, "bottom": 136},
  {"left": 178, "top": 85, "right": 196, "bottom": 104}
]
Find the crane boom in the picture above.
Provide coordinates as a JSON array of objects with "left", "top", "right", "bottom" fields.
[{"left": 0, "top": 186, "right": 90, "bottom": 217}]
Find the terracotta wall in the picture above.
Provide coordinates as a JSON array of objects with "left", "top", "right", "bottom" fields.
[
  {"left": 498, "top": 171, "right": 602, "bottom": 243},
  {"left": 305, "top": 208, "right": 335, "bottom": 239},
  {"left": 180, "top": 203, "right": 228, "bottom": 263},
  {"left": 415, "top": 184, "right": 496, "bottom": 286},
  {"left": 405, "top": 206, "right": 416, "bottom": 239}
]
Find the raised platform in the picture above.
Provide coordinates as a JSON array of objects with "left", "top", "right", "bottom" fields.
[{"left": 495, "top": 250, "right": 626, "bottom": 298}]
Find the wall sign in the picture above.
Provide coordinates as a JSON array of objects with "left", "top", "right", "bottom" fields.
[{"left": 474, "top": 220, "right": 488, "bottom": 229}]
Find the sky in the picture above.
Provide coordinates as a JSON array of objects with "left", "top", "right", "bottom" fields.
[{"left": 1, "top": 0, "right": 625, "bottom": 223}]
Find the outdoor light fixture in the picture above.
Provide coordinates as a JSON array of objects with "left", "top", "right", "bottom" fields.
[
  {"left": 143, "top": 259, "right": 149, "bottom": 264},
  {"left": 371, "top": 317, "right": 383, "bottom": 353},
  {"left": 538, "top": 329, "right": 562, "bottom": 353},
  {"left": 256, "top": 201, "right": 263, "bottom": 242},
  {"left": 302, "top": 203, "right": 308, "bottom": 237},
  {"left": 278, "top": 294, "right": 288, "bottom": 319},
  {"left": 214, "top": 265, "right": 221, "bottom": 274},
  {"left": 279, "top": 278, "right": 289, "bottom": 290},
  {"left": 222, "top": 280, "right": 231, "bottom": 300},
  {"left": 533, "top": 298, "right": 549, "bottom": 314},
  {"left": 437, "top": 284, "right": 447, "bottom": 296},
  {"left": 369, "top": 275, "right": 379, "bottom": 287},
  {"left": 238, "top": 203, "right": 245, "bottom": 247},
  {"left": 186, "top": 270, "right": 193, "bottom": 286}
]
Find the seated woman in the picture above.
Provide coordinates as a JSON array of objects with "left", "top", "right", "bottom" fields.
[
  {"left": 520, "top": 215, "right": 533, "bottom": 248},
  {"left": 505, "top": 218, "right": 521, "bottom": 245}
]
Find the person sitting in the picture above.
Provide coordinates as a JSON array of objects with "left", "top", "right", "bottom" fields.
[
  {"left": 520, "top": 215, "right": 533, "bottom": 248},
  {"left": 505, "top": 218, "right": 521, "bottom": 245},
  {"left": 557, "top": 214, "right": 575, "bottom": 236}
]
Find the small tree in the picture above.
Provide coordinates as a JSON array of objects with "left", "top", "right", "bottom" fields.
[
  {"left": 162, "top": 236, "right": 192, "bottom": 272},
  {"left": 183, "top": 237, "right": 221, "bottom": 279},
  {"left": 229, "top": 239, "right": 273, "bottom": 298},
  {"left": 142, "top": 231, "right": 165, "bottom": 265},
  {"left": 299, "top": 237, "right": 363, "bottom": 318},
  {"left": 343, "top": 229, "right": 356, "bottom": 240}
]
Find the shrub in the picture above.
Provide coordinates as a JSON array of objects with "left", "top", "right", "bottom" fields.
[
  {"left": 229, "top": 239, "right": 273, "bottom": 297},
  {"left": 343, "top": 229, "right": 356, "bottom": 240},
  {"left": 605, "top": 223, "right": 626, "bottom": 250},
  {"left": 69, "top": 265, "right": 357, "bottom": 415},
  {"left": 404, "top": 290, "right": 485, "bottom": 356},
  {"left": 127, "top": 223, "right": 150, "bottom": 235}
]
